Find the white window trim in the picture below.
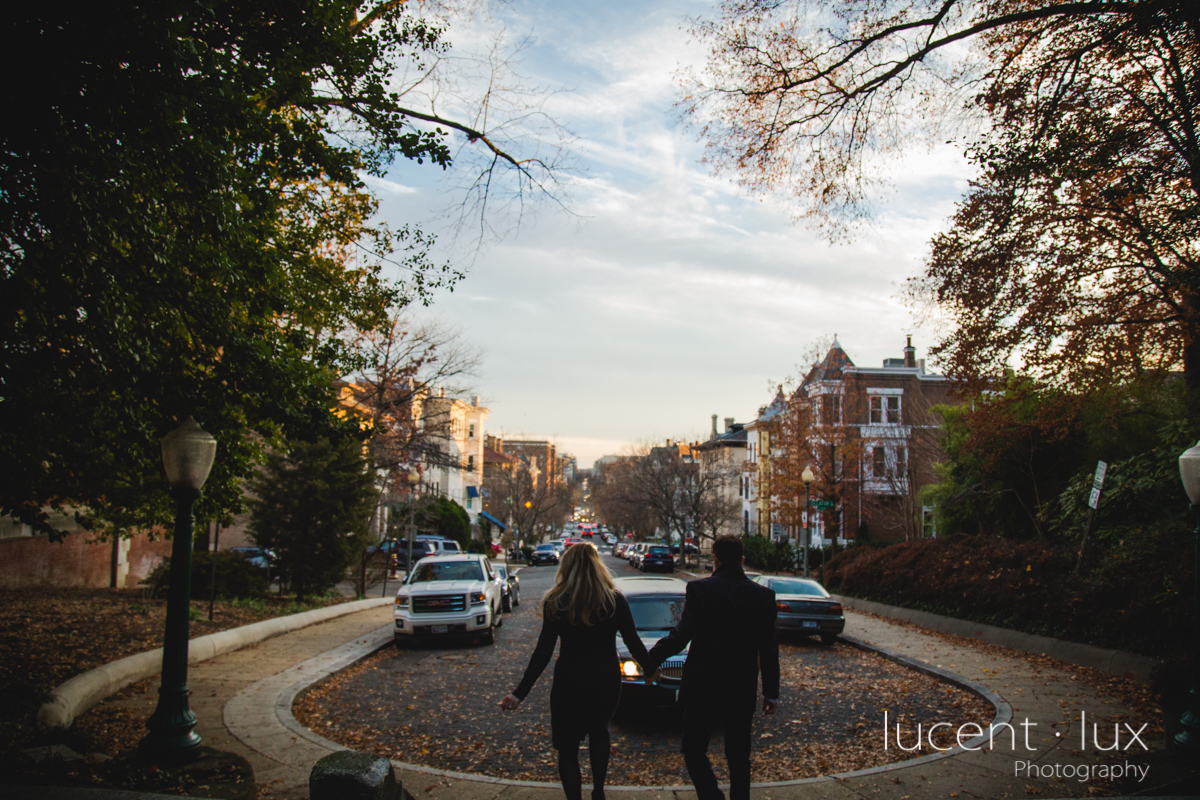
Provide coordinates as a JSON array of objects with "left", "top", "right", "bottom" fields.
[{"left": 866, "top": 387, "right": 905, "bottom": 395}]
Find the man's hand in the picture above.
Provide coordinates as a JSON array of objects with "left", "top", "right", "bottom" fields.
[
  {"left": 642, "top": 667, "right": 662, "bottom": 686},
  {"left": 500, "top": 693, "right": 522, "bottom": 711},
  {"left": 763, "top": 697, "right": 778, "bottom": 715}
]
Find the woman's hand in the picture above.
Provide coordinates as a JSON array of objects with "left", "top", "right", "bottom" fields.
[{"left": 500, "top": 693, "right": 522, "bottom": 711}]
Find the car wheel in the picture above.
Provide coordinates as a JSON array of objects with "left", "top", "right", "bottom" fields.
[
  {"left": 502, "top": 593, "right": 512, "bottom": 613},
  {"left": 494, "top": 605, "right": 504, "bottom": 627},
  {"left": 480, "top": 616, "right": 496, "bottom": 645},
  {"left": 820, "top": 634, "right": 838, "bottom": 646}
]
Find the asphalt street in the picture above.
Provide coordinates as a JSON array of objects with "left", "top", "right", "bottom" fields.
[{"left": 292, "top": 546, "right": 993, "bottom": 785}]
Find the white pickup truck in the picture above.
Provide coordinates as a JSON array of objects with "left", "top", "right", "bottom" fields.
[{"left": 393, "top": 554, "right": 504, "bottom": 645}]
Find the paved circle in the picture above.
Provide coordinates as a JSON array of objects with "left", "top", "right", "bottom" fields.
[{"left": 294, "top": 549, "right": 992, "bottom": 786}]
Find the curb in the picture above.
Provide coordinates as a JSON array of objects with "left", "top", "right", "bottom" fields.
[
  {"left": 253, "top": 626, "right": 1010, "bottom": 792},
  {"left": 834, "top": 595, "right": 1158, "bottom": 684},
  {"left": 36, "top": 597, "right": 395, "bottom": 731}
]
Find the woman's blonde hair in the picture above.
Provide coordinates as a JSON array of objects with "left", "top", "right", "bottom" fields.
[{"left": 542, "top": 544, "right": 617, "bottom": 627}]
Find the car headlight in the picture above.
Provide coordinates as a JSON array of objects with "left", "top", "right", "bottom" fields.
[
  {"left": 470, "top": 592, "right": 487, "bottom": 605},
  {"left": 621, "top": 660, "right": 642, "bottom": 677},
  {"left": 396, "top": 594, "right": 409, "bottom": 608}
]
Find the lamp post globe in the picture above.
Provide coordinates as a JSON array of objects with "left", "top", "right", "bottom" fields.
[
  {"left": 139, "top": 417, "right": 216, "bottom": 762},
  {"left": 1176, "top": 442, "right": 1200, "bottom": 753}
]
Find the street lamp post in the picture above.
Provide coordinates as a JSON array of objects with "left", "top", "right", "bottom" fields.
[
  {"left": 1175, "top": 442, "right": 1200, "bottom": 753},
  {"left": 801, "top": 466, "right": 814, "bottom": 578},
  {"left": 139, "top": 417, "right": 216, "bottom": 763},
  {"left": 405, "top": 469, "right": 420, "bottom": 583}
]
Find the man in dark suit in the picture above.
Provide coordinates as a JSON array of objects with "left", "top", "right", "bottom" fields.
[{"left": 648, "top": 534, "right": 779, "bottom": 800}]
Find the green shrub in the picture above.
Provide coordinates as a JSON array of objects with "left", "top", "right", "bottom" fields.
[{"left": 142, "top": 550, "right": 269, "bottom": 600}]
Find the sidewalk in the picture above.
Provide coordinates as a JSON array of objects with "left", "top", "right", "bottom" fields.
[{"left": 80, "top": 605, "right": 1187, "bottom": 799}]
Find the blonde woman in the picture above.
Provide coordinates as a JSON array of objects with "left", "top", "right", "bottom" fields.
[{"left": 500, "top": 543, "right": 652, "bottom": 800}]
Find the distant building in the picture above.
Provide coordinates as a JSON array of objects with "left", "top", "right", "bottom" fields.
[
  {"left": 692, "top": 415, "right": 748, "bottom": 542},
  {"left": 783, "top": 336, "right": 955, "bottom": 544},
  {"left": 498, "top": 438, "right": 559, "bottom": 490}
]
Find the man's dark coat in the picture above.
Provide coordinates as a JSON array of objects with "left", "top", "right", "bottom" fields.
[{"left": 648, "top": 562, "right": 779, "bottom": 712}]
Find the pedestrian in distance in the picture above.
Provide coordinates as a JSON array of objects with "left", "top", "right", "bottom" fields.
[
  {"left": 647, "top": 534, "right": 779, "bottom": 800},
  {"left": 500, "top": 542, "right": 654, "bottom": 800}
]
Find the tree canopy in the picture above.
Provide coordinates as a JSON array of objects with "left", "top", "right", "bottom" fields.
[
  {"left": 1, "top": 1, "right": 555, "bottom": 538},
  {"left": 686, "top": 0, "right": 1198, "bottom": 390}
]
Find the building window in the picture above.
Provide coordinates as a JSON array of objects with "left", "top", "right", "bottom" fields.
[
  {"left": 468, "top": 423, "right": 475, "bottom": 439},
  {"left": 895, "top": 446, "right": 907, "bottom": 476},
  {"left": 466, "top": 495, "right": 473, "bottom": 509},
  {"left": 870, "top": 395, "right": 902, "bottom": 424},
  {"left": 467, "top": 455, "right": 475, "bottom": 472},
  {"left": 872, "top": 446, "right": 886, "bottom": 478},
  {"left": 822, "top": 395, "right": 842, "bottom": 426},
  {"left": 743, "top": 511, "right": 749, "bottom": 535}
]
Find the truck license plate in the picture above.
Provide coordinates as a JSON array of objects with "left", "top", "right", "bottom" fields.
[{"left": 432, "top": 625, "right": 448, "bottom": 634}]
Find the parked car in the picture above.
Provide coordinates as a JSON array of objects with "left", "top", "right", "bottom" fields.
[
  {"left": 613, "top": 542, "right": 628, "bottom": 558},
  {"left": 751, "top": 576, "right": 844, "bottom": 645},
  {"left": 391, "top": 536, "right": 462, "bottom": 569},
  {"left": 228, "top": 547, "right": 274, "bottom": 570},
  {"left": 628, "top": 543, "right": 648, "bottom": 568},
  {"left": 494, "top": 564, "right": 521, "bottom": 612},
  {"left": 529, "top": 543, "right": 560, "bottom": 566},
  {"left": 613, "top": 576, "right": 690, "bottom": 707},
  {"left": 393, "top": 554, "right": 504, "bottom": 645},
  {"left": 639, "top": 544, "right": 675, "bottom": 573}
]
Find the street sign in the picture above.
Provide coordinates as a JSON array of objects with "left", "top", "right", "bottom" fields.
[
  {"left": 808, "top": 500, "right": 834, "bottom": 509},
  {"left": 1088, "top": 461, "right": 1107, "bottom": 510}
]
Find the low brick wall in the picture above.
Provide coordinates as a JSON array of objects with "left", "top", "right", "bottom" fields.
[{"left": 0, "top": 529, "right": 171, "bottom": 590}]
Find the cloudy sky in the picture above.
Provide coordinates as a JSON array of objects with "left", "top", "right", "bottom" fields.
[{"left": 373, "top": 0, "right": 975, "bottom": 468}]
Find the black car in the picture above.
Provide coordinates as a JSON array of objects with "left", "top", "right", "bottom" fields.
[
  {"left": 752, "top": 576, "right": 844, "bottom": 645},
  {"left": 639, "top": 545, "right": 675, "bottom": 573},
  {"left": 613, "top": 577, "right": 689, "bottom": 707},
  {"left": 495, "top": 564, "right": 521, "bottom": 612},
  {"left": 529, "top": 544, "right": 560, "bottom": 566}
]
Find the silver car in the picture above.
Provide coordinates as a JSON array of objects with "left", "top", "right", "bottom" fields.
[{"left": 752, "top": 575, "right": 844, "bottom": 645}]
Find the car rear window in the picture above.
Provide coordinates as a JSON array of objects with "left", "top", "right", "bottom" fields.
[
  {"left": 441, "top": 542, "right": 460, "bottom": 552},
  {"left": 768, "top": 579, "right": 829, "bottom": 597},
  {"left": 409, "top": 561, "right": 483, "bottom": 583},
  {"left": 648, "top": 546, "right": 670, "bottom": 555},
  {"left": 628, "top": 597, "right": 685, "bottom": 630}
]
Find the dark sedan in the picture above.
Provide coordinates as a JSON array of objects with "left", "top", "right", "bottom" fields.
[
  {"left": 639, "top": 545, "right": 675, "bottom": 573},
  {"left": 614, "top": 577, "right": 689, "bottom": 708},
  {"left": 752, "top": 576, "right": 844, "bottom": 645},
  {"left": 529, "top": 544, "right": 560, "bottom": 566}
]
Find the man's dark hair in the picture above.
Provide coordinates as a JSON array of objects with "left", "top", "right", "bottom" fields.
[{"left": 712, "top": 535, "right": 743, "bottom": 565}]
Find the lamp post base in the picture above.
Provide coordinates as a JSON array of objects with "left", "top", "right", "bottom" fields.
[{"left": 138, "top": 683, "right": 202, "bottom": 763}]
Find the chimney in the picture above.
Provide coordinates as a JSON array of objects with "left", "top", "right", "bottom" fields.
[
  {"left": 724, "top": 417, "right": 735, "bottom": 432},
  {"left": 666, "top": 438, "right": 674, "bottom": 447},
  {"left": 918, "top": 358, "right": 926, "bottom": 373},
  {"left": 904, "top": 336, "right": 916, "bottom": 369},
  {"left": 438, "top": 385, "right": 446, "bottom": 398},
  {"left": 473, "top": 395, "right": 481, "bottom": 407},
  {"left": 711, "top": 414, "right": 718, "bottom": 439}
]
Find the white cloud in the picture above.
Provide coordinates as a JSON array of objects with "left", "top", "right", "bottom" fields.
[{"left": 372, "top": 0, "right": 971, "bottom": 467}]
